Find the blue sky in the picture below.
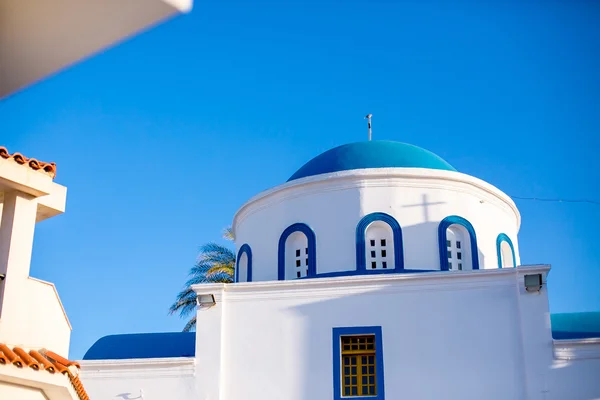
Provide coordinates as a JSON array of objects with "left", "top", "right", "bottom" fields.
[{"left": 1, "top": 0, "right": 599, "bottom": 359}]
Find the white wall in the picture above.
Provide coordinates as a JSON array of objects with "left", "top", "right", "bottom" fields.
[
  {"left": 0, "top": 188, "right": 71, "bottom": 355},
  {"left": 15, "top": 278, "right": 72, "bottom": 355},
  {"left": 195, "top": 267, "right": 595, "bottom": 400},
  {"left": 0, "top": 382, "right": 45, "bottom": 400},
  {"left": 548, "top": 357, "right": 600, "bottom": 400},
  {"left": 220, "top": 273, "right": 526, "bottom": 399},
  {"left": 80, "top": 358, "right": 197, "bottom": 400},
  {"left": 234, "top": 168, "right": 521, "bottom": 281},
  {"left": 81, "top": 267, "right": 600, "bottom": 400}
]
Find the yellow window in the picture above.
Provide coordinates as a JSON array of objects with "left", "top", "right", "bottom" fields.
[{"left": 340, "top": 335, "right": 377, "bottom": 397}]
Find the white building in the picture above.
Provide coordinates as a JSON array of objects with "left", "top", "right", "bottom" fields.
[
  {"left": 0, "top": 148, "right": 89, "bottom": 399},
  {"left": 81, "top": 140, "right": 600, "bottom": 400},
  {"left": 0, "top": 1, "right": 193, "bottom": 398}
]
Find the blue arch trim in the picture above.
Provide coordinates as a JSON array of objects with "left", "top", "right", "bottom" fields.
[
  {"left": 278, "top": 223, "right": 317, "bottom": 280},
  {"left": 438, "top": 216, "right": 479, "bottom": 271},
  {"left": 235, "top": 244, "right": 253, "bottom": 282},
  {"left": 496, "top": 233, "right": 516, "bottom": 269},
  {"left": 356, "top": 212, "right": 404, "bottom": 272}
]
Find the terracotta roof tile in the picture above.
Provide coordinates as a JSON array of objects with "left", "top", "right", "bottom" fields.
[
  {"left": 0, "top": 146, "right": 57, "bottom": 179},
  {"left": 29, "top": 349, "right": 58, "bottom": 372},
  {"left": 0, "top": 343, "right": 89, "bottom": 400}
]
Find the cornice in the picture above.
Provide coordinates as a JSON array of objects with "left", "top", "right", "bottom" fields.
[
  {"left": 193, "top": 268, "right": 529, "bottom": 302},
  {"left": 553, "top": 338, "right": 600, "bottom": 360},
  {"left": 79, "top": 357, "right": 195, "bottom": 379},
  {"left": 232, "top": 168, "right": 520, "bottom": 232}
]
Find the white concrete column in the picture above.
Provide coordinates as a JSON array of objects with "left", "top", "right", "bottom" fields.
[
  {"left": 0, "top": 190, "right": 38, "bottom": 319},
  {"left": 515, "top": 265, "right": 553, "bottom": 400},
  {"left": 194, "top": 284, "right": 226, "bottom": 400}
]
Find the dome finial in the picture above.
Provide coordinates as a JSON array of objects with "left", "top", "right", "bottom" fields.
[{"left": 364, "top": 114, "right": 373, "bottom": 141}]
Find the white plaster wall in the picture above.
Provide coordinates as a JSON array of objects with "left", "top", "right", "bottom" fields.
[
  {"left": 80, "top": 358, "right": 197, "bottom": 400},
  {"left": 548, "top": 357, "right": 600, "bottom": 400},
  {"left": 0, "top": 382, "right": 45, "bottom": 400},
  {"left": 0, "top": 278, "right": 71, "bottom": 355},
  {"left": 193, "top": 267, "right": 600, "bottom": 400},
  {"left": 512, "top": 267, "right": 600, "bottom": 400},
  {"left": 204, "top": 270, "right": 529, "bottom": 400},
  {"left": 0, "top": 190, "right": 71, "bottom": 355},
  {"left": 234, "top": 168, "right": 521, "bottom": 281},
  {"left": 19, "top": 278, "right": 71, "bottom": 355}
]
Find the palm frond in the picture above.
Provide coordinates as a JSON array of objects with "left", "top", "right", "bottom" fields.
[
  {"left": 168, "top": 287, "right": 197, "bottom": 318},
  {"left": 197, "top": 242, "right": 235, "bottom": 264},
  {"left": 170, "top": 227, "right": 237, "bottom": 331},
  {"left": 222, "top": 226, "right": 235, "bottom": 241},
  {"left": 206, "top": 265, "right": 235, "bottom": 277},
  {"left": 183, "top": 316, "right": 196, "bottom": 332},
  {"left": 205, "top": 272, "right": 234, "bottom": 283}
]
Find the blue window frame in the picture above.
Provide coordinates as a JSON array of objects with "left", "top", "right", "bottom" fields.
[
  {"left": 333, "top": 326, "right": 385, "bottom": 400},
  {"left": 278, "top": 223, "right": 317, "bottom": 280},
  {"left": 496, "top": 233, "right": 516, "bottom": 268},
  {"left": 235, "top": 244, "right": 252, "bottom": 282},
  {"left": 438, "top": 215, "right": 479, "bottom": 271},
  {"left": 356, "top": 212, "right": 404, "bottom": 272}
]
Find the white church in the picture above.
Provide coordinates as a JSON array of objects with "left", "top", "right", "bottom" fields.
[
  {"left": 0, "top": 2, "right": 598, "bottom": 398},
  {"left": 78, "top": 139, "right": 600, "bottom": 400}
]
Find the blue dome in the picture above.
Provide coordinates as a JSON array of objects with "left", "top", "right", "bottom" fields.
[
  {"left": 83, "top": 332, "right": 195, "bottom": 360},
  {"left": 288, "top": 141, "right": 456, "bottom": 182}
]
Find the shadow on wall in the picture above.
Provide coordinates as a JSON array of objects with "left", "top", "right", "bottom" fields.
[
  {"left": 115, "top": 392, "right": 143, "bottom": 400},
  {"left": 284, "top": 282, "right": 524, "bottom": 400},
  {"left": 276, "top": 289, "right": 598, "bottom": 400},
  {"left": 479, "top": 248, "right": 485, "bottom": 269}
]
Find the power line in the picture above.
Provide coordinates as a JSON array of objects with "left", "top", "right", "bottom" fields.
[{"left": 509, "top": 196, "right": 600, "bottom": 206}]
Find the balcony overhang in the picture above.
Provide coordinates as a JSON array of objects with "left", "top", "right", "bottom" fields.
[
  {"left": 0, "top": 157, "right": 67, "bottom": 222},
  {"left": 0, "top": 0, "right": 193, "bottom": 99}
]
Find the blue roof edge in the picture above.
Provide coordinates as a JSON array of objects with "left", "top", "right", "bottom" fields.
[
  {"left": 83, "top": 332, "right": 195, "bottom": 360},
  {"left": 551, "top": 312, "right": 600, "bottom": 340}
]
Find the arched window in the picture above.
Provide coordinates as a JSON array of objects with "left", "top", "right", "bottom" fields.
[
  {"left": 356, "top": 213, "right": 404, "bottom": 272},
  {"left": 445, "top": 225, "right": 470, "bottom": 271},
  {"left": 236, "top": 244, "right": 252, "bottom": 282},
  {"left": 286, "top": 231, "right": 309, "bottom": 279},
  {"left": 496, "top": 233, "right": 516, "bottom": 268},
  {"left": 365, "top": 222, "right": 394, "bottom": 270},
  {"left": 278, "top": 223, "right": 316, "bottom": 280},
  {"left": 438, "top": 216, "right": 479, "bottom": 271}
]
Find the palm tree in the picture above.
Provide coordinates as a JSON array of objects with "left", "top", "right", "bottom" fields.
[{"left": 169, "top": 227, "right": 235, "bottom": 332}]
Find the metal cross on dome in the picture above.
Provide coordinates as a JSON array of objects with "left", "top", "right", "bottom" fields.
[{"left": 365, "top": 114, "right": 373, "bottom": 140}]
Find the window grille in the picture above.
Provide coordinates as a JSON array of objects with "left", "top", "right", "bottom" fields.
[
  {"left": 366, "top": 222, "right": 394, "bottom": 270},
  {"left": 446, "top": 228, "right": 465, "bottom": 271},
  {"left": 340, "top": 335, "right": 377, "bottom": 397},
  {"left": 294, "top": 247, "right": 308, "bottom": 278}
]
